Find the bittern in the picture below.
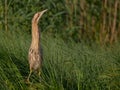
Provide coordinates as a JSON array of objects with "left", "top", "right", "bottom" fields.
[{"left": 27, "top": 9, "right": 47, "bottom": 82}]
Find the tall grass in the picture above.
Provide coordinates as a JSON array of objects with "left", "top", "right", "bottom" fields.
[{"left": 0, "top": 31, "right": 119, "bottom": 90}]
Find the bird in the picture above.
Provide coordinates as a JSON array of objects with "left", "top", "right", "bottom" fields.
[{"left": 27, "top": 9, "right": 47, "bottom": 82}]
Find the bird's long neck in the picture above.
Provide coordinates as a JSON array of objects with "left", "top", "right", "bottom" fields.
[{"left": 31, "top": 22, "right": 40, "bottom": 49}]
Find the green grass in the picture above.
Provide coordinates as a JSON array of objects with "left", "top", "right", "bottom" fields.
[{"left": 0, "top": 31, "right": 120, "bottom": 90}]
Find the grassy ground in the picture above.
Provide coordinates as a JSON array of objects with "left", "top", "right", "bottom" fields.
[{"left": 0, "top": 31, "right": 119, "bottom": 90}]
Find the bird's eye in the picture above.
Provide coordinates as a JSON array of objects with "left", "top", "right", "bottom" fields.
[{"left": 37, "top": 13, "right": 40, "bottom": 16}]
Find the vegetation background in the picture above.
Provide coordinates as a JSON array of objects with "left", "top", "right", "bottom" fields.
[{"left": 0, "top": 0, "right": 120, "bottom": 90}]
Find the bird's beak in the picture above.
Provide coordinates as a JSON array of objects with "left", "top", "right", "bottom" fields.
[
  {"left": 36, "top": 9, "right": 48, "bottom": 22},
  {"left": 39, "top": 9, "right": 48, "bottom": 16},
  {"left": 41, "top": 9, "right": 48, "bottom": 13}
]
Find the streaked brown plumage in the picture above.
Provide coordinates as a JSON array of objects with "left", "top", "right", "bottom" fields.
[{"left": 27, "top": 9, "right": 47, "bottom": 82}]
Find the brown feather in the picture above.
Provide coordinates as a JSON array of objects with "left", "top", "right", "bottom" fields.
[{"left": 27, "top": 9, "right": 47, "bottom": 82}]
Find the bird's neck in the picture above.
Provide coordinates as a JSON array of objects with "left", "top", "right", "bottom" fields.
[{"left": 31, "top": 22, "right": 40, "bottom": 49}]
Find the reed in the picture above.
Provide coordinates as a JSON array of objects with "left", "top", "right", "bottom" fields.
[{"left": 0, "top": 0, "right": 120, "bottom": 44}]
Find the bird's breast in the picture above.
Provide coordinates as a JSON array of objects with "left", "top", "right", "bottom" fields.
[{"left": 28, "top": 48, "right": 42, "bottom": 70}]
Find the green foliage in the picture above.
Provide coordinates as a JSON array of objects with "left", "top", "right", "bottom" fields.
[
  {"left": 0, "top": 0, "right": 120, "bottom": 89},
  {"left": 0, "top": 31, "right": 120, "bottom": 90},
  {"left": 0, "top": 0, "right": 120, "bottom": 90},
  {"left": 1, "top": 0, "right": 120, "bottom": 43}
]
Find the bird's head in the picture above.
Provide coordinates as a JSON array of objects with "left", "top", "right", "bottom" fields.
[{"left": 32, "top": 9, "right": 48, "bottom": 24}]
